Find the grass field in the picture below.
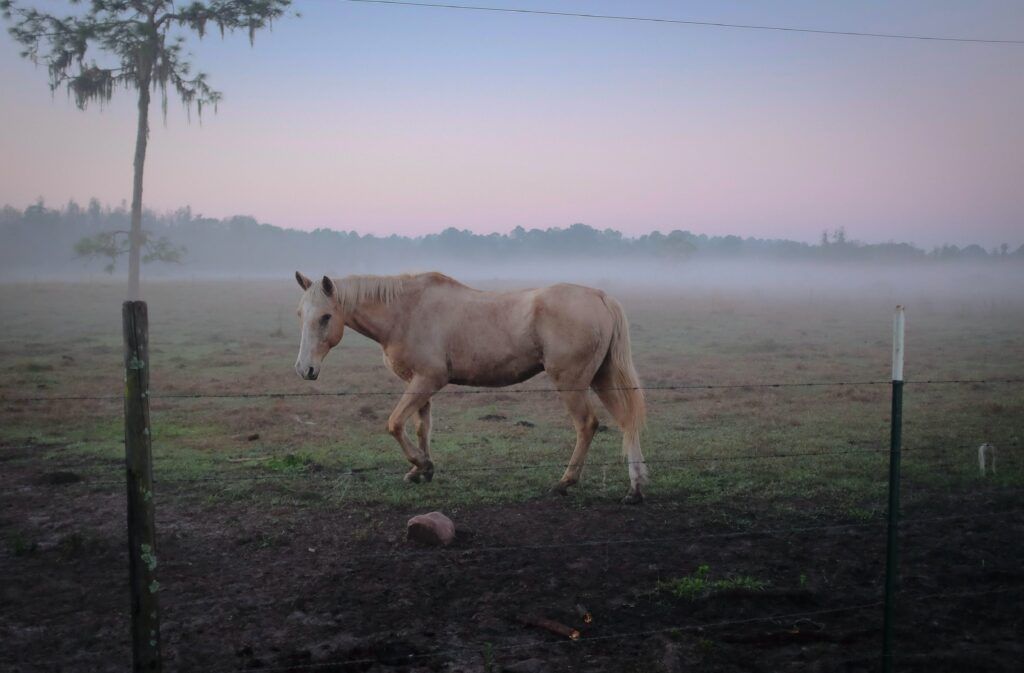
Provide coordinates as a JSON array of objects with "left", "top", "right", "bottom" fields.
[
  {"left": 1, "top": 278, "right": 1021, "bottom": 508},
  {"left": 1, "top": 275, "right": 1022, "bottom": 672}
]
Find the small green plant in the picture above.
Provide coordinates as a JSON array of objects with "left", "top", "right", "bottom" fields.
[
  {"left": 799, "top": 573, "right": 808, "bottom": 588},
  {"left": 265, "top": 452, "right": 316, "bottom": 473},
  {"left": 660, "top": 563, "right": 711, "bottom": 600},
  {"left": 844, "top": 506, "right": 878, "bottom": 521},
  {"left": 256, "top": 533, "right": 286, "bottom": 549},
  {"left": 481, "top": 642, "right": 495, "bottom": 673},
  {"left": 717, "top": 575, "right": 770, "bottom": 591},
  {"left": 657, "top": 564, "right": 768, "bottom": 600},
  {"left": 57, "top": 532, "right": 87, "bottom": 560}
]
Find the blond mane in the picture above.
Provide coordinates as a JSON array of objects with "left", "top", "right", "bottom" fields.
[{"left": 322, "top": 274, "right": 411, "bottom": 313}]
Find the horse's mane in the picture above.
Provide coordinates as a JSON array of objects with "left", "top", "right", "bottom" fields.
[
  {"left": 326, "top": 274, "right": 407, "bottom": 313},
  {"left": 320, "top": 272, "right": 460, "bottom": 313}
]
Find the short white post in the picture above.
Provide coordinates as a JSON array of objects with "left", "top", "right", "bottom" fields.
[
  {"left": 978, "top": 443, "right": 997, "bottom": 476},
  {"left": 891, "top": 306, "right": 905, "bottom": 382}
]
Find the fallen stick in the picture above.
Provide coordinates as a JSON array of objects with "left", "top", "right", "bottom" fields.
[{"left": 516, "top": 614, "right": 580, "bottom": 640}]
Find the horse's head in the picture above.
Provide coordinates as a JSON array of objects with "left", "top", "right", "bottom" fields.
[{"left": 294, "top": 271, "right": 344, "bottom": 380}]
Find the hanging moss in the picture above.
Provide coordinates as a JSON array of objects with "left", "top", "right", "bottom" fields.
[{"left": 3, "top": 0, "right": 290, "bottom": 119}]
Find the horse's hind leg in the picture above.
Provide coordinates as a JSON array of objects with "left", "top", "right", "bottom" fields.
[
  {"left": 593, "top": 379, "right": 648, "bottom": 504},
  {"left": 551, "top": 389, "right": 599, "bottom": 496}
]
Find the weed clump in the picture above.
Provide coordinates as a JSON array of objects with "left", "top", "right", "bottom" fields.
[
  {"left": 657, "top": 564, "right": 768, "bottom": 600},
  {"left": 265, "top": 452, "right": 318, "bottom": 473}
]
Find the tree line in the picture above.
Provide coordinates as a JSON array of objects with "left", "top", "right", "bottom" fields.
[{"left": 1, "top": 198, "right": 1021, "bottom": 280}]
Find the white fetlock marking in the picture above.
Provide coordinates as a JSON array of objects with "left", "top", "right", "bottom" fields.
[{"left": 628, "top": 460, "right": 649, "bottom": 488}]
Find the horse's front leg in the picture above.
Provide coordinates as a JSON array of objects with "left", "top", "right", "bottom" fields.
[
  {"left": 413, "top": 400, "right": 433, "bottom": 468},
  {"left": 387, "top": 376, "right": 441, "bottom": 483}
]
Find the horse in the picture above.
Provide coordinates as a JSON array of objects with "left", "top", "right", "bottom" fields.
[{"left": 293, "top": 271, "right": 649, "bottom": 503}]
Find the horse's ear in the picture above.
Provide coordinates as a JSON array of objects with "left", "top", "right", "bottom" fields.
[
  {"left": 321, "top": 275, "right": 334, "bottom": 296},
  {"left": 295, "top": 271, "right": 312, "bottom": 291}
]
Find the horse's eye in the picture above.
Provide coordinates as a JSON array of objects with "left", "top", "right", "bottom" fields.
[{"left": 320, "top": 314, "right": 331, "bottom": 326}]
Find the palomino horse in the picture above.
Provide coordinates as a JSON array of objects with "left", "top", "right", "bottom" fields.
[{"left": 293, "top": 272, "right": 649, "bottom": 503}]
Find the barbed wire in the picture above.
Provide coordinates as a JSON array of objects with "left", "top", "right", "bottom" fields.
[
  {"left": 825, "top": 587, "right": 1024, "bottom": 669},
  {"left": 4, "top": 364, "right": 1020, "bottom": 669},
  {"left": 42, "top": 440, "right": 1024, "bottom": 487},
  {"left": 6, "top": 509, "right": 1020, "bottom": 625},
  {"left": 8, "top": 440, "right": 1019, "bottom": 489},
  {"left": 12, "top": 585, "right": 1019, "bottom": 672},
  {"left": 156, "top": 508, "right": 1024, "bottom": 571},
  {"left": 11, "top": 507, "right": 1019, "bottom": 594},
  {"left": 50, "top": 445, "right": 893, "bottom": 487},
  {"left": 221, "top": 584, "right": 1024, "bottom": 673},
  {"left": 3, "top": 377, "right": 1022, "bottom": 404}
]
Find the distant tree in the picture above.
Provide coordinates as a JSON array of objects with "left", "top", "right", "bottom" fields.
[
  {"left": 660, "top": 230, "right": 696, "bottom": 260},
  {"left": 961, "top": 244, "right": 988, "bottom": 259},
  {"left": 1, "top": 0, "right": 292, "bottom": 298},
  {"left": 74, "top": 227, "right": 184, "bottom": 274}
]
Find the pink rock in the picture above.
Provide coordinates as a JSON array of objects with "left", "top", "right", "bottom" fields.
[{"left": 406, "top": 511, "right": 456, "bottom": 546}]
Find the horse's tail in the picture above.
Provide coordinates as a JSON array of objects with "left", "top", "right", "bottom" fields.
[{"left": 596, "top": 295, "right": 647, "bottom": 483}]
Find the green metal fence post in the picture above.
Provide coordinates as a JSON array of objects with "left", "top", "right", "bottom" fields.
[{"left": 882, "top": 305, "right": 905, "bottom": 673}]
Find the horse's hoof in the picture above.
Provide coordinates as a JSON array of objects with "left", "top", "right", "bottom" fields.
[
  {"left": 404, "top": 462, "right": 434, "bottom": 484},
  {"left": 621, "top": 491, "right": 644, "bottom": 505},
  {"left": 549, "top": 482, "right": 570, "bottom": 497}
]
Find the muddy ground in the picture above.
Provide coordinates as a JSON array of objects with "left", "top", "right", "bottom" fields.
[{"left": 1, "top": 442, "right": 1022, "bottom": 673}]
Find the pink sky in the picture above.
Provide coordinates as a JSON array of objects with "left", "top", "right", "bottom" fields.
[{"left": 1, "top": 1, "right": 1022, "bottom": 247}]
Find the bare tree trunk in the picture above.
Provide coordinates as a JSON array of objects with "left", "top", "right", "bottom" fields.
[{"left": 128, "top": 65, "right": 153, "bottom": 300}]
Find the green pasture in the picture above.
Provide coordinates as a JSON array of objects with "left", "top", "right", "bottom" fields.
[{"left": 1, "top": 280, "right": 1021, "bottom": 517}]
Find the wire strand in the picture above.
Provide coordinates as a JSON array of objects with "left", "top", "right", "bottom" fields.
[
  {"left": 342, "top": 0, "right": 1024, "bottom": 46},
  {"left": 209, "top": 585, "right": 1024, "bottom": 672},
  {"left": 59, "top": 445, "right": 890, "bottom": 486},
  {"left": 4, "top": 377, "right": 1022, "bottom": 403},
  {"left": 155, "top": 509, "right": 1023, "bottom": 569}
]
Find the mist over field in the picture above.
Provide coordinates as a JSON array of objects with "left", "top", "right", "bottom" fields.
[{"left": 3, "top": 199, "right": 1023, "bottom": 310}]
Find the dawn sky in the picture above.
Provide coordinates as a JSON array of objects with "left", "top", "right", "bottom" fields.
[{"left": 1, "top": 0, "right": 1022, "bottom": 247}]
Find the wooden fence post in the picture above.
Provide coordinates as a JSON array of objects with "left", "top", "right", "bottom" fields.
[
  {"left": 882, "top": 305, "right": 905, "bottom": 673},
  {"left": 123, "top": 300, "right": 162, "bottom": 672}
]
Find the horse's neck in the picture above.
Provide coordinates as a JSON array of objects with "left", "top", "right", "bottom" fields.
[
  {"left": 344, "top": 299, "right": 397, "bottom": 346},
  {"left": 340, "top": 274, "right": 425, "bottom": 346}
]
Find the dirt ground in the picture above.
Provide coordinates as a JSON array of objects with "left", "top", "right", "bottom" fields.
[{"left": 1, "top": 441, "right": 1021, "bottom": 673}]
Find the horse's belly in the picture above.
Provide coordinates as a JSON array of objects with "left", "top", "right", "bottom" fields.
[{"left": 448, "top": 358, "right": 543, "bottom": 387}]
